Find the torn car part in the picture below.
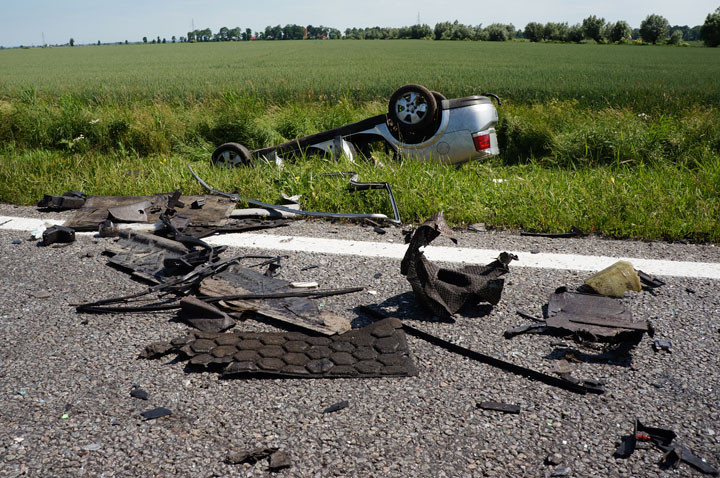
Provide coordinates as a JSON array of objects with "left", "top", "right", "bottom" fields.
[
  {"left": 179, "top": 297, "right": 236, "bottom": 333},
  {"left": 143, "top": 317, "right": 417, "bottom": 379},
  {"left": 199, "top": 266, "right": 351, "bottom": 335},
  {"left": 638, "top": 270, "right": 666, "bottom": 289},
  {"left": 37, "top": 191, "right": 86, "bottom": 210},
  {"left": 105, "top": 230, "right": 223, "bottom": 285},
  {"left": 63, "top": 193, "right": 236, "bottom": 231},
  {"left": 584, "top": 261, "right": 641, "bottom": 297},
  {"left": 41, "top": 225, "right": 76, "bottom": 246},
  {"left": 400, "top": 211, "right": 516, "bottom": 318},
  {"left": 614, "top": 419, "right": 718, "bottom": 475},
  {"left": 546, "top": 288, "right": 650, "bottom": 342},
  {"left": 188, "top": 165, "right": 401, "bottom": 224},
  {"left": 107, "top": 200, "right": 152, "bottom": 223}
]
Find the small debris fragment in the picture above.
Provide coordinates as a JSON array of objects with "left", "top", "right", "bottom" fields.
[
  {"left": 11, "top": 239, "right": 21, "bottom": 245},
  {"left": 545, "top": 453, "right": 564, "bottom": 466},
  {"left": 653, "top": 339, "right": 672, "bottom": 353},
  {"left": 130, "top": 388, "right": 149, "bottom": 400},
  {"left": 98, "top": 219, "right": 119, "bottom": 238},
  {"left": 140, "top": 407, "right": 171, "bottom": 420},
  {"left": 42, "top": 225, "right": 76, "bottom": 246},
  {"left": 477, "top": 401, "right": 521, "bottom": 414},
  {"left": 268, "top": 450, "right": 292, "bottom": 471},
  {"left": 373, "top": 226, "right": 386, "bottom": 235},
  {"left": 323, "top": 400, "right": 349, "bottom": 414},
  {"left": 83, "top": 443, "right": 102, "bottom": 451},
  {"left": 290, "top": 281, "right": 319, "bottom": 289},
  {"left": 468, "top": 223, "right": 485, "bottom": 232},
  {"left": 686, "top": 287, "right": 696, "bottom": 294},
  {"left": 225, "top": 447, "right": 278, "bottom": 465},
  {"left": 191, "top": 198, "right": 206, "bottom": 209}
]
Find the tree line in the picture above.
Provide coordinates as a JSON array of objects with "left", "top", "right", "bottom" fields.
[
  {"left": 173, "top": 9, "right": 720, "bottom": 46},
  {"left": 57, "top": 8, "right": 719, "bottom": 48}
]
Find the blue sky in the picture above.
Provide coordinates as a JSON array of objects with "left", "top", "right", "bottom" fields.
[{"left": 0, "top": 0, "right": 715, "bottom": 47}]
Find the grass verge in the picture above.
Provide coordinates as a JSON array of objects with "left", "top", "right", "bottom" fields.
[{"left": 1, "top": 148, "right": 718, "bottom": 242}]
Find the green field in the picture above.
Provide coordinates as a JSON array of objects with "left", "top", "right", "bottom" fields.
[{"left": 1, "top": 40, "right": 719, "bottom": 241}]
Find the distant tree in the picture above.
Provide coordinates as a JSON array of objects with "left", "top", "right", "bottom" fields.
[
  {"left": 245, "top": 28, "right": 252, "bottom": 40},
  {"left": 143, "top": 36, "right": 147, "bottom": 43},
  {"left": 544, "top": 22, "right": 569, "bottom": 41},
  {"left": 156, "top": 36, "right": 161, "bottom": 43},
  {"left": 162, "top": 38, "right": 166, "bottom": 43},
  {"left": 69, "top": 38, "right": 74, "bottom": 47},
  {"left": 567, "top": 24, "right": 584, "bottom": 42},
  {"left": 668, "top": 30, "right": 684, "bottom": 44},
  {"left": 97, "top": 40, "right": 101, "bottom": 45},
  {"left": 700, "top": 7, "right": 720, "bottom": 47},
  {"left": 608, "top": 20, "right": 632, "bottom": 42},
  {"left": 171, "top": 35, "right": 176, "bottom": 43},
  {"left": 582, "top": 15, "right": 605, "bottom": 42},
  {"left": 640, "top": 14, "right": 670, "bottom": 44},
  {"left": 485, "top": 23, "right": 509, "bottom": 41},
  {"left": 124, "top": 40, "right": 128, "bottom": 44},
  {"left": 524, "top": 22, "right": 545, "bottom": 42}
]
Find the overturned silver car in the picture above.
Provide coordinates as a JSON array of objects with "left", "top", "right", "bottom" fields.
[{"left": 211, "top": 84, "right": 500, "bottom": 166}]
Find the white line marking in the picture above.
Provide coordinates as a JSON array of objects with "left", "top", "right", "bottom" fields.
[{"left": 2, "top": 215, "right": 719, "bottom": 279}]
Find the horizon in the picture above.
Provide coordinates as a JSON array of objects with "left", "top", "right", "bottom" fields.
[{"left": 0, "top": 0, "right": 716, "bottom": 48}]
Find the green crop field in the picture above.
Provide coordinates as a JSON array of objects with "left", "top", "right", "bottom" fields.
[{"left": 1, "top": 40, "right": 719, "bottom": 241}]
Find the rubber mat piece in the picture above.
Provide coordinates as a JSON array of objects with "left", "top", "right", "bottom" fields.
[{"left": 144, "top": 318, "right": 417, "bottom": 379}]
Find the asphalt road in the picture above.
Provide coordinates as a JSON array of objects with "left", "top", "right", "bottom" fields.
[{"left": 1, "top": 204, "right": 718, "bottom": 477}]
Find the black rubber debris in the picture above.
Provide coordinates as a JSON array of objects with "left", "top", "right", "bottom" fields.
[
  {"left": 653, "top": 339, "right": 672, "bottom": 353},
  {"left": 477, "top": 401, "right": 521, "bottom": 414},
  {"left": 323, "top": 400, "right": 350, "bottom": 414},
  {"left": 130, "top": 388, "right": 149, "bottom": 400},
  {"left": 42, "top": 225, "right": 76, "bottom": 246},
  {"left": 140, "top": 407, "right": 172, "bottom": 420}
]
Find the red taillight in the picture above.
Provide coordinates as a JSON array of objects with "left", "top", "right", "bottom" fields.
[{"left": 473, "top": 133, "right": 491, "bottom": 151}]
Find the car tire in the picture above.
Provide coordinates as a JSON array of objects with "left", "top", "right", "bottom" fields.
[
  {"left": 388, "top": 84, "right": 438, "bottom": 135},
  {"left": 211, "top": 142, "right": 253, "bottom": 167}
]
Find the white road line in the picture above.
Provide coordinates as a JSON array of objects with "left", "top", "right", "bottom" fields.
[{"left": 2, "top": 215, "right": 719, "bottom": 279}]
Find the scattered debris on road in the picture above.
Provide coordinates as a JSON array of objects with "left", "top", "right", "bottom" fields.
[{"left": 614, "top": 419, "right": 718, "bottom": 475}]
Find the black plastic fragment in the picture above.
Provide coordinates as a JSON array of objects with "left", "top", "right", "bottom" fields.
[
  {"left": 42, "top": 225, "right": 76, "bottom": 246},
  {"left": 140, "top": 407, "right": 171, "bottom": 420},
  {"left": 477, "top": 401, "right": 520, "bottom": 414},
  {"left": 637, "top": 270, "right": 666, "bottom": 289},
  {"left": 38, "top": 191, "right": 86, "bottom": 210},
  {"left": 653, "top": 339, "right": 672, "bottom": 353},
  {"left": 323, "top": 400, "right": 350, "bottom": 414},
  {"left": 191, "top": 198, "right": 205, "bottom": 209},
  {"left": 130, "top": 388, "right": 149, "bottom": 400},
  {"left": 614, "top": 419, "right": 718, "bottom": 475}
]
